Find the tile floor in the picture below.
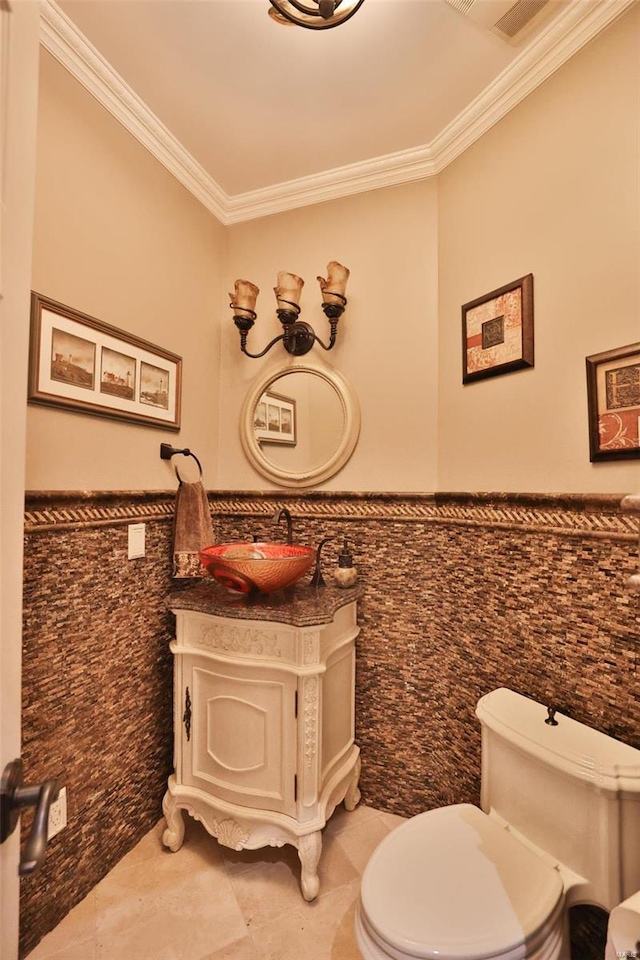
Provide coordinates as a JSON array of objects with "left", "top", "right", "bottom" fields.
[{"left": 25, "top": 804, "right": 405, "bottom": 960}]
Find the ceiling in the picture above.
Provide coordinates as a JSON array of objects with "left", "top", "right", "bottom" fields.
[{"left": 43, "top": 0, "right": 635, "bottom": 223}]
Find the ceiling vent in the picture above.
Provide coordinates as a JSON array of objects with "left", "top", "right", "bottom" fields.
[{"left": 446, "top": 0, "right": 558, "bottom": 44}]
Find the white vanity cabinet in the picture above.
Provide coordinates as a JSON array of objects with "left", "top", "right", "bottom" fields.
[{"left": 162, "top": 585, "right": 361, "bottom": 900}]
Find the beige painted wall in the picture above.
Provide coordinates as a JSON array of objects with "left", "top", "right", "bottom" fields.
[
  {"left": 28, "top": 6, "right": 640, "bottom": 497},
  {"left": 438, "top": 6, "right": 640, "bottom": 494},
  {"left": 220, "top": 5, "right": 639, "bottom": 495},
  {"left": 28, "top": 52, "right": 226, "bottom": 491},
  {"left": 219, "top": 181, "right": 440, "bottom": 491}
]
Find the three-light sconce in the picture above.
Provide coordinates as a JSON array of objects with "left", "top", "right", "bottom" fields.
[{"left": 230, "top": 262, "right": 349, "bottom": 358}]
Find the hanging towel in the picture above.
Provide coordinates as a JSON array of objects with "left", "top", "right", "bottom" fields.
[{"left": 172, "top": 480, "right": 214, "bottom": 578}]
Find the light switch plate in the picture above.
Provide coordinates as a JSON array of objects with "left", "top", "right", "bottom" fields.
[{"left": 128, "top": 523, "right": 146, "bottom": 559}]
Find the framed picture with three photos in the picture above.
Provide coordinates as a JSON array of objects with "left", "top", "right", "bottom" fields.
[{"left": 29, "top": 292, "right": 181, "bottom": 430}]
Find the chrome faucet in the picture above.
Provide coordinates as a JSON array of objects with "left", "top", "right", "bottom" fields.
[{"left": 274, "top": 507, "right": 293, "bottom": 545}]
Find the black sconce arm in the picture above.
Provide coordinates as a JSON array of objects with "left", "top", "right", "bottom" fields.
[
  {"left": 236, "top": 329, "right": 292, "bottom": 359},
  {"left": 233, "top": 297, "right": 346, "bottom": 359}
]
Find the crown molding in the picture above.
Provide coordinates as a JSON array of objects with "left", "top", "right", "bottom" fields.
[
  {"left": 429, "top": 0, "right": 638, "bottom": 172},
  {"left": 40, "top": 0, "right": 636, "bottom": 225},
  {"left": 230, "top": 0, "right": 637, "bottom": 220},
  {"left": 223, "top": 145, "right": 437, "bottom": 224},
  {"left": 39, "top": 1, "right": 229, "bottom": 222}
]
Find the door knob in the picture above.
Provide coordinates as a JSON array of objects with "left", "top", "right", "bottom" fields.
[{"left": 0, "top": 758, "right": 61, "bottom": 876}]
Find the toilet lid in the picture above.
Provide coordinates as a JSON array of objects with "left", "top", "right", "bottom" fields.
[{"left": 360, "top": 803, "right": 564, "bottom": 960}]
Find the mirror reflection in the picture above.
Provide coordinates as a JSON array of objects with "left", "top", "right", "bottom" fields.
[
  {"left": 240, "top": 362, "right": 360, "bottom": 488},
  {"left": 254, "top": 373, "right": 345, "bottom": 474}
]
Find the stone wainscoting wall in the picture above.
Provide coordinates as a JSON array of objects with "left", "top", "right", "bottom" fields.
[{"left": 20, "top": 490, "right": 639, "bottom": 958}]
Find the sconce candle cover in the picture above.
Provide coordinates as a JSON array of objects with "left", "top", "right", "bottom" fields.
[
  {"left": 274, "top": 271, "right": 304, "bottom": 310},
  {"left": 230, "top": 279, "right": 259, "bottom": 317},
  {"left": 318, "top": 261, "right": 350, "bottom": 304}
]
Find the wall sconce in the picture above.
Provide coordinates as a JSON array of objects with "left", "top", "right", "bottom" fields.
[{"left": 230, "top": 262, "right": 350, "bottom": 358}]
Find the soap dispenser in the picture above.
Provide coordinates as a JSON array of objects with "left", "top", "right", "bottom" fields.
[{"left": 333, "top": 537, "right": 357, "bottom": 589}]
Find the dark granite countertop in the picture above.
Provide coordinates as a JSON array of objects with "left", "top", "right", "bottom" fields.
[{"left": 167, "top": 579, "right": 362, "bottom": 627}]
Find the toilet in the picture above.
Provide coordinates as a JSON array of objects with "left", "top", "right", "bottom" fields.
[{"left": 355, "top": 688, "right": 640, "bottom": 960}]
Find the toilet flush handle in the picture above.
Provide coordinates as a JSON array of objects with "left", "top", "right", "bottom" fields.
[{"left": 545, "top": 706, "right": 559, "bottom": 726}]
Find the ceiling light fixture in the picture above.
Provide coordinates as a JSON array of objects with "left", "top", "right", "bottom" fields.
[{"left": 268, "top": 0, "right": 365, "bottom": 30}]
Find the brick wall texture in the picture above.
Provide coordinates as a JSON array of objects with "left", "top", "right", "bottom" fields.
[{"left": 19, "top": 490, "right": 639, "bottom": 958}]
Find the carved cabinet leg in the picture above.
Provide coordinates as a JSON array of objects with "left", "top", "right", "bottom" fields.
[
  {"left": 344, "top": 755, "right": 361, "bottom": 811},
  {"left": 161, "top": 790, "right": 185, "bottom": 852},
  {"left": 298, "top": 830, "right": 322, "bottom": 901}
]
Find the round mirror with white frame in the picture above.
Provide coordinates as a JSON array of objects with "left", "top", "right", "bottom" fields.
[{"left": 240, "top": 361, "right": 360, "bottom": 487}]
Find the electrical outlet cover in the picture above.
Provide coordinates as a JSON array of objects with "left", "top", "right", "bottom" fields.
[{"left": 47, "top": 786, "right": 67, "bottom": 840}]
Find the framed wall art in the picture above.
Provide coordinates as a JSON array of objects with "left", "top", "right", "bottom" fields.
[
  {"left": 585, "top": 342, "right": 640, "bottom": 461},
  {"left": 462, "top": 274, "right": 534, "bottom": 384},
  {"left": 29, "top": 292, "right": 181, "bottom": 430},
  {"left": 254, "top": 390, "right": 297, "bottom": 445}
]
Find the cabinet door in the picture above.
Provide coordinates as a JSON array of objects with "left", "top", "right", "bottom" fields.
[{"left": 181, "top": 655, "right": 297, "bottom": 817}]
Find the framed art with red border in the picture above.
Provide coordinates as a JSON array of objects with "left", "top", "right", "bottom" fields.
[
  {"left": 462, "top": 274, "right": 534, "bottom": 384},
  {"left": 586, "top": 342, "right": 640, "bottom": 461}
]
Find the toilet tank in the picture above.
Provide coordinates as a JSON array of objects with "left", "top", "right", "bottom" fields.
[{"left": 476, "top": 688, "right": 640, "bottom": 911}]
